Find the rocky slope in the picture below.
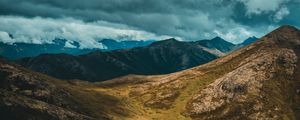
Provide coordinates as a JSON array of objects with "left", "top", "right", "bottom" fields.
[{"left": 16, "top": 38, "right": 225, "bottom": 81}]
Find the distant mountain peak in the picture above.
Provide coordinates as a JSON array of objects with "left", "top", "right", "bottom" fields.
[
  {"left": 211, "top": 37, "right": 233, "bottom": 44},
  {"left": 211, "top": 36, "right": 223, "bottom": 40},
  {"left": 240, "top": 36, "right": 258, "bottom": 46},
  {"left": 196, "top": 37, "right": 235, "bottom": 53},
  {"left": 249, "top": 36, "right": 257, "bottom": 39},
  {"left": 164, "top": 38, "right": 178, "bottom": 41},
  {"left": 150, "top": 38, "right": 180, "bottom": 46},
  {"left": 210, "top": 36, "right": 225, "bottom": 42}
]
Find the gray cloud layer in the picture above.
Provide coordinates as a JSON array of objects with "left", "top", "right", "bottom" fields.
[
  {"left": 0, "top": 16, "right": 173, "bottom": 48},
  {"left": 0, "top": 0, "right": 299, "bottom": 48}
]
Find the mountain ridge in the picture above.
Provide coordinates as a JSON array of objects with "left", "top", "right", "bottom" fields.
[{"left": 16, "top": 38, "right": 222, "bottom": 81}]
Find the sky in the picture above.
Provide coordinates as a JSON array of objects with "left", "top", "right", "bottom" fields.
[{"left": 0, "top": 0, "right": 299, "bottom": 48}]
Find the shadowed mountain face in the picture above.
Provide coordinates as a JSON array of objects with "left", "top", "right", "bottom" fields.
[
  {"left": 0, "top": 25, "right": 299, "bottom": 120},
  {"left": 16, "top": 38, "right": 222, "bottom": 81}
]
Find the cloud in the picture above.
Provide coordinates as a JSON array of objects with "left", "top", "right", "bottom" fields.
[
  {"left": 0, "top": 31, "right": 13, "bottom": 43},
  {"left": 213, "top": 26, "right": 260, "bottom": 44},
  {"left": 274, "top": 7, "right": 290, "bottom": 22},
  {"left": 0, "top": 16, "right": 173, "bottom": 48},
  {"left": 239, "top": 0, "right": 289, "bottom": 15},
  {"left": 0, "top": 0, "right": 244, "bottom": 41},
  {"left": 0, "top": 0, "right": 299, "bottom": 44}
]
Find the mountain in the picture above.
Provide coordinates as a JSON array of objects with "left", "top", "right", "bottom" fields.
[
  {"left": 1, "top": 25, "right": 300, "bottom": 119},
  {"left": 240, "top": 36, "right": 258, "bottom": 46},
  {"left": 16, "top": 38, "right": 220, "bottom": 81},
  {"left": 0, "top": 38, "right": 155, "bottom": 60},
  {"left": 195, "top": 37, "right": 237, "bottom": 53}
]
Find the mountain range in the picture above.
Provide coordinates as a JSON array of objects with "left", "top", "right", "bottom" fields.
[
  {"left": 0, "top": 38, "right": 155, "bottom": 60},
  {"left": 0, "top": 35, "right": 256, "bottom": 60},
  {"left": 0, "top": 25, "right": 299, "bottom": 119},
  {"left": 16, "top": 37, "right": 250, "bottom": 81}
]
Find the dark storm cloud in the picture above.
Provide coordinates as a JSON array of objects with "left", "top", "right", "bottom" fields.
[
  {"left": 0, "top": 0, "right": 229, "bottom": 16},
  {"left": 0, "top": 0, "right": 299, "bottom": 47}
]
